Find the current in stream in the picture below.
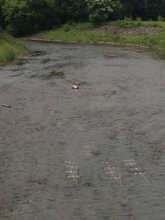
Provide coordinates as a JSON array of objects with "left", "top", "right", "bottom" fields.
[{"left": 0, "top": 41, "right": 165, "bottom": 220}]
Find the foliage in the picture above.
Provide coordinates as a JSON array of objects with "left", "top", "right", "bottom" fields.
[
  {"left": 113, "top": 20, "right": 142, "bottom": 28},
  {"left": 52, "top": 0, "right": 88, "bottom": 24},
  {"left": 110, "top": 0, "right": 123, "bottom": 19},
  {"left": 0, "top": 32, "right": 25, "bottom": 63},
  {"left": 158, "top": 15, "right": 164, "bottom": 21},
  {"left": 2, "top": 0, "right": 56, "bottom": 36},
  {"left": 2, "top": 0, "right": 30, "bottom": 35},
  {"left": 86, "top": 0, "right": 113, "bottom": 24},
  {"left": 145, "top": 0, "right": 162, "bottom": 20},
  {"left": 0, "top": 0, "right": 5, "bottom": 27},
  {"left": 1, "top": 0, "right": 165, "bottom": 36}
]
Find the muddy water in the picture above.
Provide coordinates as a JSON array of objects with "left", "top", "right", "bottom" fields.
[{"left": 0, "top": 41, "right": 165, "bottom": 220}]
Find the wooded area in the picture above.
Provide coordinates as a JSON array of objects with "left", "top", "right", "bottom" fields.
[{"left": 0, "top": 0, "right": 165, "bottom": 36}]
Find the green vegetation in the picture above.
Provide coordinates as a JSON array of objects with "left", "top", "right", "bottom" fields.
[
  {"left": 1, "top": 0, "right": 165, "bottom": 63},
  {"left": 30, "top": 21, "right": 165, "bottom": 51},
  {"left": 1, "top": 0, "right": 165, "bottom": 36},
  {"left": 0, "top": 32, "right": 25, "bottom": 63},
  {"left": 86, "top": 0, "right": 121, "bottom": 24}
]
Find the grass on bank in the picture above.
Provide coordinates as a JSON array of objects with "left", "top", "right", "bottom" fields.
[
  {"left": 30, "top": 21, "right": 165, "bottom": 51},
  {"left": 0, "top": 32, "right": 25, "bottom": 63}
]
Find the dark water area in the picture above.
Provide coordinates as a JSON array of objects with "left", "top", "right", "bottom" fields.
[{"left": 0, "top": 41, "right": 165, "bottom": 220}]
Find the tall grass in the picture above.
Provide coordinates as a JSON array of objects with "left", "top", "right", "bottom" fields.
[
  {"left": 0, "top": 32, "right": 25, "bottom": 63},
  {"left": 30, "top": 21, "right": 165, "bottom": 52}
]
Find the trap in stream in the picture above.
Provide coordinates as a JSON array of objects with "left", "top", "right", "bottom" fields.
[
  {"left": 124, "top": 159, "right": 149, "bottom": 183},
  {"left": 64, "top": 159, "right": 149, "bottom": 187},
  {"left": 65, "top": 161, "right": 80, "bottom": 187},
  {"left": 103, "top": 162, "right": 122, "bottom": 186}
]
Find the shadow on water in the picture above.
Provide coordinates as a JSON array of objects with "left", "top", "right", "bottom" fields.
[
  {"left": 104, "top": 52, "right": 129, "bottom": 59},
  {"left": 40, "top": 58, "right": 52, "bottom": 64},
  {"left": 122, "top": 45, "right": 165, "bottom": 60},
  {"left": 66, "top": 79, "right": 91, "bottom": 86},
  {"left": 45, "top": 70, "right": 65, "bottom": 79},
  {"left": 15, "top": 59, "right": 26, "bottom": 66},
  {"left": 104, "top": 54, "right": 118, "bottom": 59},
  {"left": 152, "top": 51, "right": 165, "bottom": 60},
  {"left": 10, "top": 72, "right": 24, "bottom": 77},
  {"left": 30, "top": 70, "right": 65, "bottom": 79},
  {"left": 29, "top": 50, "right": 47, "bottom": 56}
]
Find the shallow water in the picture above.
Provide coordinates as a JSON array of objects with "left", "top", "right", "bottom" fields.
[{"left": 0, "top": 41, "right": 165, "bottom": 220}]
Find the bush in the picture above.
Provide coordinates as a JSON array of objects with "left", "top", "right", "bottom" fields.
[
  {"left": 2, "top": 0, "right": 56, "bottom": 36},
  {"left": 0, "top": 32, "right": 25, "bottom": 63},
  {"left": 158, "top": 15, "right": 164, "bottom": 21},
  {"left": 114, "top": 20, "right": 140, "bottom": 29},
  {"left": 136, "top": 17, "right": 142, "bottom": 21},
  {"left": 86, "top": 0, "right": 113, "bottom": 24}
]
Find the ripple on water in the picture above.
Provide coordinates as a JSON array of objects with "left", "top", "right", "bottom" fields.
[{"left": 1, "top": 41, "right": 165, "bottom": 220}]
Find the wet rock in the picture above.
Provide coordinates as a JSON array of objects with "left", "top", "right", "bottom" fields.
[
  {"left": 112, "top": 90, "right": 117, "bottom": 94},
  {"left": 72, "top": 85, "right": 79, "bottom": 89},
  {"left": 92, "top": 26, "right": 161, "bottom": 36},
  {"left": 45, "top": 70, "right": 65, "bottom": 79}
]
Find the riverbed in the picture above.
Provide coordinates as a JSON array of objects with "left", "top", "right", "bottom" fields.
[{"left": 0, "top": 41, "right": 165, "bottom": 220}]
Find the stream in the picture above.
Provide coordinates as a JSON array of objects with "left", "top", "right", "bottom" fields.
[{"left": 0, "top": 41, "right": 165, "bottom": 220}]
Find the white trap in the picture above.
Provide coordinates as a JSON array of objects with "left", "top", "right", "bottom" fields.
[{"left": 65, "top": 161, "right": 80, "bottom": 186}]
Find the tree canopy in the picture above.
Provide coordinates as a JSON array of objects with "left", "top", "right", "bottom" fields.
[{"left": 0, "top": 0, "right": 165, "bottom": 36}]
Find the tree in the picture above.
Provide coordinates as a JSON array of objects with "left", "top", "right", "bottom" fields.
[
  {"left": 145, "top": 0, "right": 165, "bottom": 20},
  {"left": 86, "top": 0, "right": 123, "bottom": 24},
  {"left": 2, "top": 0, "right": 30, "bottom": 35},
  {"left": 2, "top": 0, "right": 56, "bottom": 36},
  {"left": 0, "top": 0, "right": 5, "bottom": 28},
  {"left": 161, "top": 0, "right": 165, "bottom": 20},
  {"left": 70, "top": 0, "right": 88, "bottom": 22},
  {"left": 120, "top": 0, "right": 146, "bottom": 20},
  {"left": 54, "top": 0, "right": 88, "bottom": 24},
  {"left": 26, "top": 0, "right": 53, "bottom": 31},
  {"left": 109, "top": 0, "right": 123, "bottom": 20},
  {"left": 86, "top": 0, "right": 113, "bottom": 24}
]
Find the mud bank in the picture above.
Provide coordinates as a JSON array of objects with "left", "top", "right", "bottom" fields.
[{"left": 0, "top": 41, "right": 165, "bottom": 220}]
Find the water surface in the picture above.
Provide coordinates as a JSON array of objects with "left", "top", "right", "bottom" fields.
[{"left": 0, "top": 41, "right": 165, "bottom": 220}]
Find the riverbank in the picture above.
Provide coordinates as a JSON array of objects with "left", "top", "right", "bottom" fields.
[
  {"left": 0, "top": 32, "right": 25, "bottom": 64},
  {"left": 29, "top": 21, "right": 165, "bottom": 51},
  {"left": 1, "top": 21, "right": 165, "bottom": 64}
]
